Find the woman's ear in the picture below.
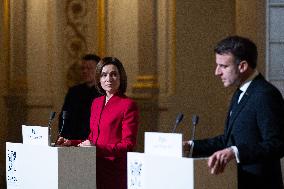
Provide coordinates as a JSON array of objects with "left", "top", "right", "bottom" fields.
[{"left": 238, "top": 61, "right": 248, "bottom": 73}]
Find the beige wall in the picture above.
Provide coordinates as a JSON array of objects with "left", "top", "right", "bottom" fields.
[
  {"left": 236, "top": 0, "right": 266, "bottom": 74},
  {"left": 105, "top": 0, "right": 139, "bottom": 96},
  {"left": 160, "top": 0, "right": 236, "bottom": 140},
  {"left": 0, "top": 1, "right": 9, "bottom": 188}
]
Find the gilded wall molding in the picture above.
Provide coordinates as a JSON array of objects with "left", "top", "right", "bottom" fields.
[
  {"left": 2, "top": 0, "right": 10, "bottom": 93},
  {"left": 97, "top": 0, "right": 106, "bottom": 57},
  {"left": 132, "top": 75, "right": 159, "bottom": 89}
]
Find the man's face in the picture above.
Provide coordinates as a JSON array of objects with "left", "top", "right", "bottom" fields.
[
  {"left": 81, "top": 60, "right": 97, "bottom": 83},
  {"left": 215, "top": 53, "right": 240, "bottom": 87}
]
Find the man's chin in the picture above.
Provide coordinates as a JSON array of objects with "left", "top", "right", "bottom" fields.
[{"left": 223, "top": 82, "right": 232, "bottom": 88}]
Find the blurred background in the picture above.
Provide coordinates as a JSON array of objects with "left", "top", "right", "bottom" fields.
[{"left": 1, "top": 0, "right": 283, "bottom": 188}]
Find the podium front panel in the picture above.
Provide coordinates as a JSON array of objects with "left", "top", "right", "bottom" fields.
[
  {"left": 127, "top": 152, "right": 237, "bottom": 189},
  {"left": 144, "top": 155, "right": 194, "bottom": 189},
  {"left": 6, "top": 143, "right": 96, "bottom": 189},
  {"left": 58, "top": 147, "right": 97, "bottom": 189}
]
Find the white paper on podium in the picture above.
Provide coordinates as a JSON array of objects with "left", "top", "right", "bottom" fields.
[
  {"left": 144, "top": 132, "right": 182, "bottom": 157},
  {"left": 22, "top": 125, "right": 49, "bottom": 146},
  {"left": 6, "top": 142, "right": 22, "bottom": 189}
]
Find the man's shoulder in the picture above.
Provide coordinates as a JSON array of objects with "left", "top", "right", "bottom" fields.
[
  {"left": 252, "top": 74, "right": 280, "bottom": 92},
  {"left": 250, "top": 75, "right": 283, "bottom": 101},
  {"left": 69, "top": 83, "right": 87, "bottom": 91},
  {"left": 68, "top": 83, "right": 96, "bottom": 94}
]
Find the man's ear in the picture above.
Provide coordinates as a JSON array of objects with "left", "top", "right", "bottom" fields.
[{"left": 238, "top": 61, "right": 248, "bottom": 73}]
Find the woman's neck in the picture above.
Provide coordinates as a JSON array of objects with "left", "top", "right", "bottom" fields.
[
  {"left": 105, "top": 93, "right": 115, "bottom": 105},
  {"left": 106, "top": 92, "right": 115, "bottom": 98}
]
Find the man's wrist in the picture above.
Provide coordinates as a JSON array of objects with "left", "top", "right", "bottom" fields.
[{"left": 230, "top": 146, "right": 240, "bottom": 163}]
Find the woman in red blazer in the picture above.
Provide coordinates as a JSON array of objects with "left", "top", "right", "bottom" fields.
[{"left": 58, "top": 57, "right": 139, "bottom": 189}]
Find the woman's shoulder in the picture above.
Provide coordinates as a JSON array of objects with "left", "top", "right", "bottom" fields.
[
  {"left": 116, "top": 94, "right": 135, "bottom": 102},
  {"left": 113, "top": 95, "right": 137, "bottom": 107},
  {"left": 92, "top": 95, "right": 105, "bottom": 104}
]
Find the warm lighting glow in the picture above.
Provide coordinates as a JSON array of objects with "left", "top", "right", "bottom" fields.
[
  {"left": 3, "top": 0, "right": 10, "bottom": 73},
  {"left": 3, "top": 0, "right": 10, "bottom": 34},
  {"left": 97, "top": 0, "right": 106, "bottom": 57}
]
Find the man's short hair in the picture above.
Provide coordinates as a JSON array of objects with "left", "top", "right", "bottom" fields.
[
  {"left": 214, "top": 36, "right": 258, "bottom": 69},
  {"left": 82, "top": 54, "right": 101, "bottom": 63}
]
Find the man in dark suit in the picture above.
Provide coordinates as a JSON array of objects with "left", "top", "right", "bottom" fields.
[
  {"left": 184, "top": 36, "right": 284, "bottom": 188},
  {"left": 58, "top": 54, "right": 101, "bottom": 140}
]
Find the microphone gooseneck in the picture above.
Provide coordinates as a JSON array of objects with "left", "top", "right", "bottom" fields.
[
  {"left": 48, "top": 111, "right": 56, "bottom": 127},
  {"left": 172, "top": 113, "right": 184, "bottom": 133},
  {"left": 48, "top": 111, "right": 56, "bottom": 146},
  {"left": 192, "top": 115, "right": 199, "bottom": 126},
  {"left": 60, "top": 111, "right": 68, "bottom": 135},
  {"left": 190, "top": 115, "right": 199, "bottom": 140},
  {"left": 189, "top": 114, "right": 199, "bottom": 157},
  {"left": 53, "top": 111, "right": 68, "bottom": 146}
]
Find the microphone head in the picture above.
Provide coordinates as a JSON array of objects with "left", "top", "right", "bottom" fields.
[
  {"left": 62, "top": 111, "right": 68, "bottom": 120},
  {"left": 49, "top": 111, "right": 56, "bottom": 120},
  {"left": 192, "top": 115, "right": 199, "bottom": 126},
  {"left": 175, "top": 113, "right": 184, "bottom": 125}
]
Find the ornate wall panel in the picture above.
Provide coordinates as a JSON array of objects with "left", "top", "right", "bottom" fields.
[
  {"left": 64, "top": 0, "right": 99, "bottom": 87},
  {"left": 65, "top": 0, "right": 88, "bottom": 87}
]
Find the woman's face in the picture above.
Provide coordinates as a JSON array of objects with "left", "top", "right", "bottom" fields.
[{"left": 100, "top": 64, "right": 120, "bottom": 95}]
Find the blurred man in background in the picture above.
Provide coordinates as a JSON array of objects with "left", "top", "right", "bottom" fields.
[{"left": 58, "top": 54, "right": 101, "bottom": 140}]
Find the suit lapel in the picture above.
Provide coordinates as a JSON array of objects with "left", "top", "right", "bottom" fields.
[
  {"left": 225, "top": 74, "right": 263, "bottom": 142},
  {"left": 96, "top": 96, "right": 106, "bottom": 122},
  {"left": 226, "top": 91, "right": 250, "bottom": 136}
]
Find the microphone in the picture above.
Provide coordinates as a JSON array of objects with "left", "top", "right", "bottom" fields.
[
  {"left": 53, "top": 111, "right": 68, "bottom": 146},
  {"left": 48, "top": 112, "right": 56, "bottom": 127},
  {"left": 48, "top": 111, "right": 56, "bottom": 146},
  {"left": 60, "top": 111, "right": 68, "bottom": 135},
  {"left": 172, "top": 113, "right": 184, "bottom": 133},
  {"left": 189, "top": 114, "right": 199, "bottom": 157}
]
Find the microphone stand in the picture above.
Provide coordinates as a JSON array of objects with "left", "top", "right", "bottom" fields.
[
  {"left": 172, "top": 113, "right": 184, "bottom": 133},
  {"left": 189, "top": 115, "right": 199, "bottom": 158},
  {"left": 48, "top": 112, "right": 56, "bottom": 146},
  {"left": 53, "top": 111, "right": 68, "bottom": 146}
]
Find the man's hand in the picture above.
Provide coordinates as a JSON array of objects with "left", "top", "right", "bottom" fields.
[
  {"left": 56, "top": 137, "right": 72, "bottom": 146},
  {"left": 182, "top": 141, "right": 191, "bottom": 152},
  {"left": 78, "top": 139, "right": 94, "bottom": 147},
  {"left": 208, "top": 147, "right": 235, "bottom": 174}
]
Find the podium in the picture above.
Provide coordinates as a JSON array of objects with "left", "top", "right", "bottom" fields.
[
  {"left": 6, "top": 142, "right": 96, "bottom": 189},
  {"left": 128, "top": 132, "right": 237, "bottom": 189}
]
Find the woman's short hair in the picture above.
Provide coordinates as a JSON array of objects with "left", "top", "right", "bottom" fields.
[{"left": 95, "top": 57, "right": 127, "bottom": 95}]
